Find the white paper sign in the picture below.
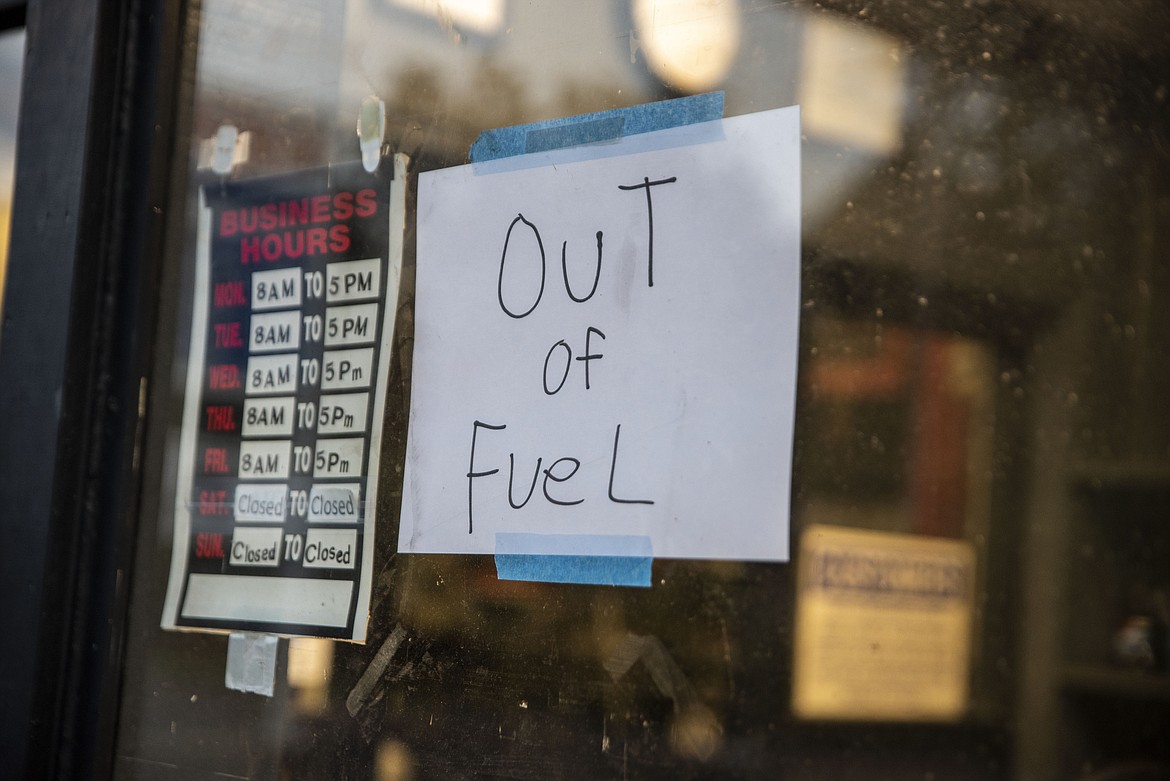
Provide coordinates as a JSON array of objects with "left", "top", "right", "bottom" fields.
[{"left": 401, "top": 106, "right": 800, "bottom": 561}]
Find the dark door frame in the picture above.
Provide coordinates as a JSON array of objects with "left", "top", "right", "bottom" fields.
[{"left": 0, "top": 0, "right": 186, "bottom": 777}]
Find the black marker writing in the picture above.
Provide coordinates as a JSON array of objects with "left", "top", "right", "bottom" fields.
[
  {"left": 467, "top": 420, "right": 506, "bottom": 533},
  {"left": 498, "top": 214, "right": 545, "bottom": 318},
  {"left": 543, "top": 457, "right": 583, "bottom": 506},
  {"left": 508, "top": 453, "right": 541, "bottom": 509},
  {"left": 608, "top": 424, "right": 654, "bottom": 505},
  {"left": 543, "top": 340, "right": 572, "bottom": 395},
  {"left": 562, "top": 231, "right": 603, "bottom": 303},
  {"left": 575, "top": 326, "right": 605, "bottom": 390},
  {"left": 618, "top": 176, "right": 677, "bottom": 288},
  {"left": 465, "top": 421, "right": 653, "bottom": 526},
  {"left": 542, "top": 327, "right": 607, "bottom": 394}
]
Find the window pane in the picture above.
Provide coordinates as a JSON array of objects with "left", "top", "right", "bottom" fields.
[{"left": 114, "top": 2, "right": 1170, "bottom": 780}]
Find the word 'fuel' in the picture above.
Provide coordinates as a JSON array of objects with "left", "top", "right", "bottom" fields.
[{"left": 466, "top": 421, "right": 651, "bottom": 534}]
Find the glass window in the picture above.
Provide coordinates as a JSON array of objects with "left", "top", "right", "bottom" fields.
[{"left": 114, "top": 2, "right": 1170, "bottom": 779}]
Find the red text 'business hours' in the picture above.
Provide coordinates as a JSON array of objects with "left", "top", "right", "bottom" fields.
[{"left": 219, "top": 189, "right": 380, "bottom": 265}]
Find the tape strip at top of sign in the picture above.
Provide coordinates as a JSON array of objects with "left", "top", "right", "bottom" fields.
[
  {"left": 469, "top": 92, "right": 725, "bottom": 164},
  {"left": 402, "top": 96, "right": 800, "bottom": 587}
]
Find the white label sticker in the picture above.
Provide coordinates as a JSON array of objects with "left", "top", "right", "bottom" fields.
[
  {"left": 245, "top": 353, "right": 297, "bottom": 395},
  {"left": 308, "top": 483, "right": 361, "bottom": 523},
  {"left": 793, "top": 526, "right": 975, "bottom": 721},
  {"left": 326, "top": 257, "right": 381, "bottom": 303},
  {"left": 318, "top": 393, "right": 369, "bottom": 435},
  {"left": 322, "top": 348, "right": 373, "bottom": 390},
  {"left": 242, "top": 397, "right": 295, "bottom": 437},
  {"left": 239, "top": 440, "right": 291, "bottom": 479},
  {"left": 251, "top": 267, "right": 302, "bottom": 310},
  {"left": 234, "top": 483, "right": 288, "bottom": 523},
  {"left": 303, "top": 528, "right": 358, "bottom": 570},
  {"left": 249, "top": 310, "right": 301, "bottom": 353},
  {"left": 229, "top": 527, "right": 283, "bottom": 568},
  {"left": 325, "top": 303, "right": 379, "bottom": 347},
  {"left": 313, "top": 438, "right": 365, "bottom": 478}
]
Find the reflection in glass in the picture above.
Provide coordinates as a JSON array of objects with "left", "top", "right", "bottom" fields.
[
  {"left": 111, "top": 2, "right": 1170, "bottom": 780},
  {"left": 0, "top": 27, "right": 25, "bottom": 322}
]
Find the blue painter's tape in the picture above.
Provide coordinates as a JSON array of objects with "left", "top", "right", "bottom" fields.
[
  {"left": 526, "top": 116, "right": 626, "bottom": 155},
  {"left": 494, "top": 533, "right": 653, "bottom": 587},
  {"left": 470, "top": 92, "right": 724, "bottom": 163}
]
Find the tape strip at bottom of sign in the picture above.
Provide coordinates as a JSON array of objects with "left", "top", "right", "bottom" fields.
[
  {"left": 469, "top": 92, "right": 725, "bottom": 163},
  {"left": 494, "top": 533, "right": 653, "bottom": 587}
]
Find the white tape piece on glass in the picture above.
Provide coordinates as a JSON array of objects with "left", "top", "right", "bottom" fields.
[{"left": 225, "top": 632, "right": 278, "bottom": 697}]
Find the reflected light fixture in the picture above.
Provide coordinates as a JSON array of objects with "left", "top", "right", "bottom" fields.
[
  {"left": 633, "top": 0, "right": 741, "bottom": 93},
  {"left": 799, "top": 15, "right": 905, "bottom": 156},
  {"left": 390, "top": 0, "right": 505, "bottom": 36}
]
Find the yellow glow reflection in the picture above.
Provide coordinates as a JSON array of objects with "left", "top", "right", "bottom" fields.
[
  {"left": 390, "top": 0, "right": 505, "bottom": 36},
  {"left": 287, "top": 637, "right": 334, "bottom": 714},
  {"left": 793, "top": 525, "right": 975, "bottom": 721},
  {"left": 634, "top": 0, "right": 741, "bottom": 93},
  {"left": 800, "top": 15, "right": 905, "bottom": 155},
  {"left": 375, "top": 740, "right": 415, "bottom": 781},
  {"left": 0, "top": 28, "right": 24, "bottom": 328},
  {"left": 0, "top": 198, "right": 10, "bottom": 324}
]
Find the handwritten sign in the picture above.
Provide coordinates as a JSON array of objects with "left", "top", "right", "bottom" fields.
[{"left": 400, "top": 106, "right": 799, "bottom": 562}]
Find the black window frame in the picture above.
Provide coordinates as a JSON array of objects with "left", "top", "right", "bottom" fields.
[{"left": 0, "top": 1, "right": 187, "bottom": 777}]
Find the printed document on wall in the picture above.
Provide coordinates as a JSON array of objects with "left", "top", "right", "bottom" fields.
[{"left": 162, "top": 158, "right": 407, "bottom": 641}]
